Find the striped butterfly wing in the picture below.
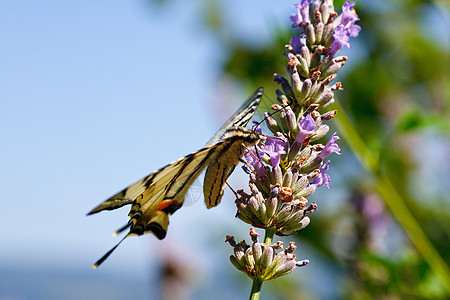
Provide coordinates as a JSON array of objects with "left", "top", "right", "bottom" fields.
[
  {"left": 88, "top": 87, "right": 263, "bottom": 268},
  {"left": 206, "top": 87, "right": 263, "bottom": 146}
]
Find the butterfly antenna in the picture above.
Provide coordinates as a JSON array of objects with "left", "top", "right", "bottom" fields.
[
  {"left": 93, "top": 234, "right": 129, "bottom": 269},
  {"left": 112, "top": 221, "right": 132, "bottom": 237},
  {"left": 225, "top": 181, "right": 239, "bottom": 198}
]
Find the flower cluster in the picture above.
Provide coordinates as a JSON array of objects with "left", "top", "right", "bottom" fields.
[
  {"left": 227, "top": 0, "right": 360, "bottom": 288},
  {"left": 226, "top": 229, "right": 309, "bottom": 281}
]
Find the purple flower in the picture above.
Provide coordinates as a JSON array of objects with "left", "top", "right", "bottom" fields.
[
  {"left": 318, "top": 132, "right": 341, "bottom": 159},
  {"left": 329, "top": 1, "right": 361, "bottom": 55},
  {"left": 289, "top": 34, "right": 307, "bottom": 53},
  {"left": 296, "top": 115, "right": 316, "bottom": 144},
  {"left": 312, "top": 160, "right": 331, "bottom": 188},
  {"left": 243, "top": 149, "right": 266, "bottom": 178},
  {"left": 329, "top": 25, "right": 350, "bottom": 55},
  {"left": 341, "top": 0, "right": 360, "bottom": 29},
  {"left": 264, "top": 137, "right": 287, "bottom": 168},
  {"left": 290, "top": 1, "right": 311, "bottom": 27}
]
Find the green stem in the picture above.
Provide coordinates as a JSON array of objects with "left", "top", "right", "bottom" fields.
[
  {"left": 264, "top": 227, "right": 276, "bottom": 246},
  {"left": 248, "top": 228, "right": 276, "bottom": 300},
  {"left": 249, "top": 278, "right": 263, "bottom": 300},
  {"left": 333, "top": 101, "right": 450, "bottom": 293}
]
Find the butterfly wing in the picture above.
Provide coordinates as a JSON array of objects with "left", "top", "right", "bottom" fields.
[
  {"left": 206, "top": 87, "right": 263, "bottom": 146},
  {"left": 89, "top": 87, "right": 263, "bottom": 267},
  {"left": 203, "top": 127, "right": 261, "bottom": 208}
]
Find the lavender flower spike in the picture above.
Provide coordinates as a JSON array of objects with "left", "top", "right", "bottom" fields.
[{"left": 228, "top": 0, "right": 361, "bottom": 297}]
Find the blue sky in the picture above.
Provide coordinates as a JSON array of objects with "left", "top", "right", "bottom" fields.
[{"left": 0, "top": 1, "right": 302, "bottom": 298}]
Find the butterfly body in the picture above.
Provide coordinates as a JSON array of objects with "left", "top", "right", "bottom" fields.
[{"left": 88, "top": 88, "right": 263, "bottom": 268}]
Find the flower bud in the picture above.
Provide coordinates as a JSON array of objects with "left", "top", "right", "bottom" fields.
[
  {"left": 280, "top": 209, "right": 306, "bottom": 231},
  {"left": 316, "top": 90, "right": 334, "bottom": 106},
  {"left": 230, "top": 255, "right": 245, "bottom": 271},
  {"left": 276, "top": 203, "right": 295, "bottom": 222},
  {"left": 290, "top": 68, "right": 302, "bottom": 99},
  {"left": 299, "top": 79, "right": 312, "bottom": 102},
  {"left": 314, "top": 22, "right": 324, "bottom": 44},
  {"left": 320, "top": 60, "right": 344, "bottom": 79},
  {"left": 296, "top": 185, "right": 316, "bottom": 198},
  {"left": 264, "top": 112, "right": 280, "bottom": 135},
  {"left": 273, "top": 259, "right": 296, "bottom": 278},
  {"left": 298, "top": 146, "right": 312, "bottom": 163},
  {"left": 249, "top": 182, "right": 260, "bottom": 195},
  {"left": 321, "top": 110, "right": 337, "bottom": 120},
  {"left": 322, "top": 23, "right": 334, "bottom": 44},
  {"left": 248, "top": 196, "right": 260, "bottom": 219},
  {"left": 236, "top": 202, "right": 253, "bottom": 224},
  {"left": 272, "top": 248, "right": 287, "bottom": 266},
  {"left": 288, "top": 141, "right": 302, "bottom": 162},
  {"left": 252, "top": 242, "right": 263, "bottom": 267},
  {"left": 285, "top": 108, "right": 298, "bottom": 136},
  {"left": 265, "top": 194, "right": 278, "bottom": 219},
  {"left": 282, "top": 169, "right": 293, "bottom": 188},
  {"left": 310, "top": 124, "right": 329, "bottom": 142},
  {"left": 285, "top": 216, "right": 311, "bottom": 232},
  {"left": 244, "top": 247, "right": 255, "bottom": 269},
  {"left": 306, "top": 23, "right": 315, "bottom": 45},
  {"left": 292, "top": 175, "right": 309, "bottom": 194},
  {"left": 299, "top": 45, "right": 310, "bottom": 66},
  {"left": 296, "top": 259, "right": 309, "bottom": 267},
  {"left": 279, "top": 108, "right": 289, "bottom": 132},
  {"left": 311, "top": 84, "right": 326, "bottom": 103},
  {"left": 275, "top": 91, "right": 288, "bottom": 105},
  {"left": 320, "top": 3, "right": 332, "bottom": 24},
  {"left": 297, "top": 56, "right": 309, "bottom": 78},
  {"left": 234, "top": 247, "right": 246, "bottom": 267},
  {"left": 273, "top": 74, "right": 295, "bottom": 101},
  {"left": 310, "top": 51, "right": 321, "bottom": 70},
  {"left": 272, "top": 165, "right": 283, "bottom": 184},
  {"left": 271, "top": 241, "right": 283, "bottom": 249},
  {"left": 300, "top": 157, "right": 321, "bottom": 174},
  {"left": 261, "top": 246, "right": 273, "bottom": 269},
  {"left": 256, "top": 199, "right": 268, "bottom": 224},
  {"left": 318, "top": 54, "right": 332, "bottom": 73}
]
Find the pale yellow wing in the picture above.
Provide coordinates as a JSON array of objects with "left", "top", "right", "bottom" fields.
[{"left": 89, "top": 88, "right": 263, "bottom": 268}]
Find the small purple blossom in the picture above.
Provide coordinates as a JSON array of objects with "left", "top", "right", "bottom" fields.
[
  {"left": 319, "top": 132, "right": 341, "bottom": 159},
  {"left": 341, "top": 0, "right": 360, "bottom": 29},
  {"left": 312, "top": 160, "right": 331, "bottom": 188},
  {"left": 329, "top": 1, "right": 361, "bottom": 55},
  {"left": 290, "top": 1, "right": 311, "bottom": 27},
  {"left": 289, "top": 34, "right": 307, "bottom": 53},
  {"left": 329, "top": 25, "right": 351, "bottom": 55},
  {"left": 243, "top": 149, "right": 266, "bottom": 178},
  {"left": 296, "top": 115, "right": 316, "bottom": 144},
  {"left": 263, "top": 137, "right": 287, "bottom": 168}
]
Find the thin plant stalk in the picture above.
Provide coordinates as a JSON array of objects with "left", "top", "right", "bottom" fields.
[{"left": 333, "top": 100, "right": 450, "bottom": 292}]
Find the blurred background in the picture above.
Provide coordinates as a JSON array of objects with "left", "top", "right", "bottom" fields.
[{"left": 0, "top": 0, "right": 448, "bottom": 299}]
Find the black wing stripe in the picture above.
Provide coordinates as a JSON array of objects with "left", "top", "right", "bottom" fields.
[
  {"left": 166, "top": 145, "right": 220, "bottom": 199},
  {"left": 206, "top": 87, "right": 263, "bottom": 146}
]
